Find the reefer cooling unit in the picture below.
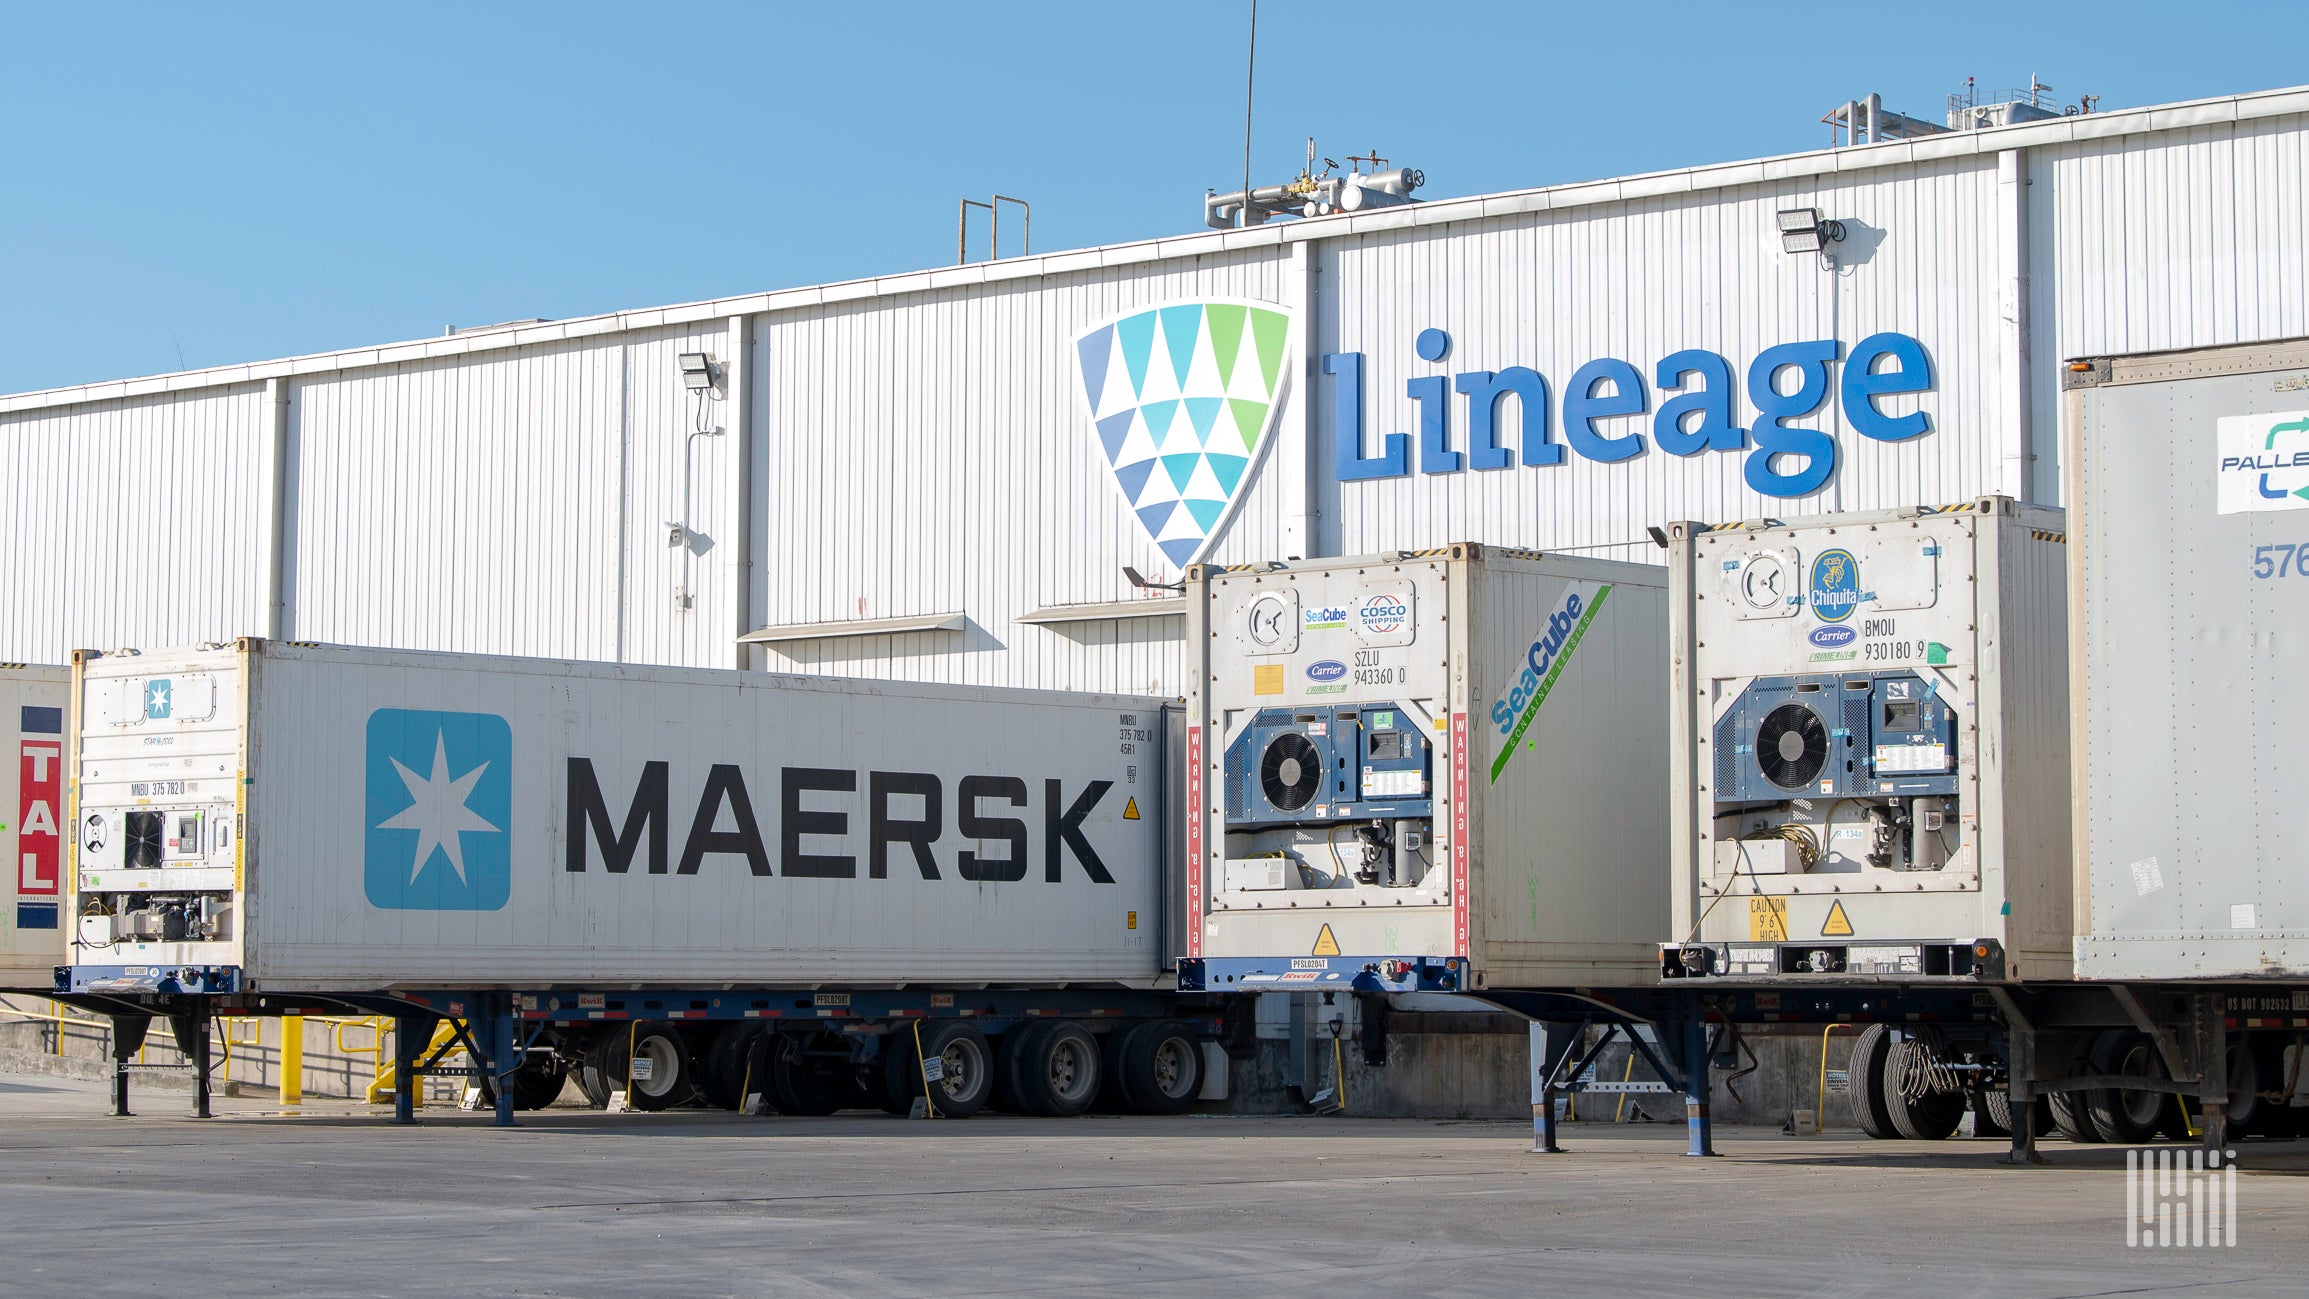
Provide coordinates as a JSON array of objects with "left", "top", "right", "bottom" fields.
[
  {"left": 1181, "top": 544, "right": 1670, "bottom": 995},
  {"left": 1663, "top": 498, "right": 2072, "bottom": 982}
]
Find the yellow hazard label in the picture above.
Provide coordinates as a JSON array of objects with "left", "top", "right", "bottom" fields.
[
  {"left": 1748, "top": 896, "right": 1789, "bottom": 942},
  {"left": 1253, "top": 663, "right": 1284, "bottom": 696},
  {"left": 1126, "top": 911, "right": 1138, "bottom": 930},
  {"left": 1122, "top": 796, "right": 1141, "bottom": 820},
  {"left": 1821, "top": 899, "right": 1853, "bottom": 937},
  {"left": 1312, "top": 923, "right": 1341, "bottom": 956}
]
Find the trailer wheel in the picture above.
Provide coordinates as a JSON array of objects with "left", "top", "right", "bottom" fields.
[
  {"left": 578, "top": 1032, "right": 618, "bottom": 1108},
  {"left": 1883, "top": 1040, "right": 1964, "bottom": 1140},
  {"left": 1001, "top": 1020, "right": 1099, "bottom": 1117},
  {"left": 994, "top": 1023, "right": 1051, "bottom": 1114},
  {"left": 620, "top": 1023, "right": 695, "bottom": 1110},
  {"left": 888, "top": 1022, "right": 994, "bottom": 1118},
  {"left": 1975, "top": 1088, "right": 2012, "bottom": 1139},
  {"left": 1847, "top": 1025, "right": 1898, "bottom": 1139},
  {"left": 769, "top": 1032, "right": 855, "bottom": 1116},
  {"left": 2087, "top": 1029, "right": 2169, "bottom": 1144},
  {"left": 1118, "top": 1020, "right": 1204, "bottom": 1115},
  {"left": 2048, "top": 1089, "right": 2103, "bottom": 1143},
  {"left": 479, "top": 1052, "right": 571, "bottom": 1111},
  {"left": 699, "top": 1024, "right": 764, "bottom": 1111}
]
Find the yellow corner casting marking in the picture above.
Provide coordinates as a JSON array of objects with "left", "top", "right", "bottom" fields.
[
  {"left": 1821, "top": 899, "right": 1854, "bottom": 937},
  {"left": 1312, "top": 924, "right": 1341, "bottom": 956},
  {"left": 1748, "top": 896, "right": 1789, "bottom": 942},
  {"left": 1122, "top": 796, "right": 1140, "bottom": 820}
]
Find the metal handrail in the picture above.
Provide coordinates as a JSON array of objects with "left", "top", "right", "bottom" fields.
[{"left": 1815, "top": 1023, "right": 1856, "bottom": 1133}]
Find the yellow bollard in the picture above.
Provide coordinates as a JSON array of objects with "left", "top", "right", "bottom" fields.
[{"left": 281, "top": 1014, "right": 304, "bottom": 1106}]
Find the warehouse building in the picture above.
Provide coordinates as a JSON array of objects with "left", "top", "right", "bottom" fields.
[{"left": 6, "top": 82, "right": 2306, "bottom": 1118}]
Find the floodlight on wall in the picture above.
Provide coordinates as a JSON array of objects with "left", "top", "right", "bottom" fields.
[
  {"left": 677, "top": 352, "right": 718, "bottom": 391},
  {"left": 1776, "top": 207, "right": 1846, "bottom": 255}
]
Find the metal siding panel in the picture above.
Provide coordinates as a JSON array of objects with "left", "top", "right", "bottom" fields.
[{"left": 0, "top": 388, "right": 270, "bottom": 662}]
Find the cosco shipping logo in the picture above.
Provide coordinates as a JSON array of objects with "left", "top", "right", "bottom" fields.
[
  {"left": 1075, "top": 299, "right": 1294, "bottom": 568},
  {"left": 1357, "top": 594, "right": 1410, "bottom": 636},
  {"left": 365, "top": 708, "right": 511, "bottom": 911}
]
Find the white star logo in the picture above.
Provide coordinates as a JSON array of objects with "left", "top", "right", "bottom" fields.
[
  {"left": 148, "top": 683, "right": 169, "bottom": 713},
  {"left": 376, "top": 731, "right": 499, "bottom": 885}
]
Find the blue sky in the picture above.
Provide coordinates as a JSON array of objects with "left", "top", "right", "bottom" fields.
[{"left": 4, "top": 1, "right": 2305, "bottom": 394}]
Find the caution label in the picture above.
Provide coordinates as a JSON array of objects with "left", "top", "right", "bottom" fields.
[
  {"left": 1253, "top": 663, "right": 1285, "bottom": 696},
  {"left": 1821, "top": 899, "right": 1854, "bottom": 937},
  {"left": 1311, "top": 923, "right": 1341, "bottom": 956},
  {"left": 1122, "top": 796, "right": 1141, "bottom": 820},
  {"left": 1748, "top": 896, "right": 1789, "bottom": 942}
]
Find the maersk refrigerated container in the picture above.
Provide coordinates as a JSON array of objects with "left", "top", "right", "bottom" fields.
[
  {"left": 2066, "top": 338, "right": 2309, "bottom": 979},
  {"left": 63, "top": 641, "right": 1167, "bottom": 994},
  {"left": 1176, "top": 544, "right": 1670, "bottom": 993},
  {"left": 3, "top": 665, "right": 69, "bottom": 988},
  {"left": 1660, "top": 498, "right": 2072, "bottom": 983}
]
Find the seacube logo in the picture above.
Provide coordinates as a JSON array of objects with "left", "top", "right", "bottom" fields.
[
  {"left": 1808, "top": 549, "right": 1862, "bottom": 623},
  {"left": 1305, "top": 659, "right": 1348, "bottom": 682},
  {"left": 2216, "top": 410, "right": 2309, "bottom": 514},
  {"left": 1075, "top": 299, "right": 1293, "bottom": 568},
  {"left": 365, "top": 708, "right": 512, "bottom": 911}
]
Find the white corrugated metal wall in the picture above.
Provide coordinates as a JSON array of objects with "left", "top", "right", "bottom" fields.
[
  {"left": 0, "top": 385, "right": 271, "bottom": 661},
  {"left": 1, "top": 89, "right": 2303, "bottom": 696}
]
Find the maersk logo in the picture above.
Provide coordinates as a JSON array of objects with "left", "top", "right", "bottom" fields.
[
  {"left": 144, "top": 679, "right": 172, "bottom": 720},
  {"left": 1075, "top": 298, "right": 1293, "bottom": 568},
  {"left": 365, "top": 708, "right": 512, "bottom": 911}
]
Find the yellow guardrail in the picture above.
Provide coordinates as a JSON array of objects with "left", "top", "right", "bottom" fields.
[{"left": 1814, "top": 1023, "right": 1856, "bottom": 1133}]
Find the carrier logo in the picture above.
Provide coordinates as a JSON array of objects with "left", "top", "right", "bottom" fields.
[
  {"left": 1809, "top": 626, "right": 1855, "bottom": 648},
  {"left": 365, "top": 709, "right": 511, "bottom": 911},
  {"left": 1303, "top": 605, "right": 1348, "bottom": 631},
  {"left": 1357, "top": 594, "right": 1410, "bottom": 636},
  {"left": 1487, "top": 581, "right": 1611, "bottom": 782},
  {"left": 1809, "top": 549, "right": 1862, "bottom": 623},
  {"left": 1075, "top": 298, "right": 1293, "bottom": 568},
  {"left": 2216, "top": 411, "right": 2309, "bottom": 513},
  {"left": 1305, "top": 660, "right": 1348, "bottom": 682}
]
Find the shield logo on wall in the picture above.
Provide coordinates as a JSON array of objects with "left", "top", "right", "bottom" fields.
[{"left": 1074, "top": 299, "right": 1292, "bottom": 569}]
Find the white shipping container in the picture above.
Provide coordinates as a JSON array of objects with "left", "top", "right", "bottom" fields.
[
  {"left": 1183, "top": 545, "right": 1669, "bottom": 992},
  {"left": 1661, "top": 498, "right": 2072, "bottom": 982},
  {"left": 64, "top": 642, "right": 1166, "bottom": 994},
  {"left": 3, "top": 665, "right": 70, "bottom": 987},
  {"left": 2066, "top": 338, "right": 2309, "bottom": 979}
]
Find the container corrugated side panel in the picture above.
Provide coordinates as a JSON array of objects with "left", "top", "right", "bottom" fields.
[
  {"left": 747, "top": 250, "right": 1291, "bottom": 695},
  {"left": 0, "top": 388, "right": 271, "bottom": 663},
  {"left": 240, "top": 642, "right": 1164, "bottom": 990},
  {"left": 1, "top": 667, "right": 70, "bottom": 985},
  {"left": 1467, "top": 553, "right": 1668, "bottom": 988},
  {"left": 1985, "top": 506, "right": 2073, "bottom": 978},
  {"left": 1319, "top": 155, "right": 2009, "bottom": 563}
]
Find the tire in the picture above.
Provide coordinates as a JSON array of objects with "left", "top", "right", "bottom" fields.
[
  {"left": 1847, "top": 1025, "right": 1898, "bottom": 1139},
  {"left": 1976, "top": 1088, "right": 2012, "bottom": 1139},
  {"left": 1002, "top": 1020, "right": 1101, "bottom": 1118},
  {"left": 1883, "top": 1041, "right": 1965, "bottom": 1140},
  {"left": 578, "top": 1031, "right": 617, "bottom": 1108},
  {"left": 616, "top": 1023, "right": 695, "bottom": 1111},
  {"left": 2087, "top": 1029, "right": 2168, "bottom": 1144},
  {"left": 1116, "top": 1020, "right": 1204, "bottom": 1116},
  {"left": 2048, "top": 1089, "right": 2102, "bottom": 1143},
  {"left": 769, "top": 1032, "right": 855, "bottom": 1116},
  {"left": 479, "top": 1053, "right": 570, "bottom": 1111},
  {"left": 996, "top": 1022, "right": 1054, "bottom": 1115},
  {"left": 888, "top": 1021, "right": 995, "bottom": 1118},
  {"left": 2222, "top": 1039, "right": 2267, "bottom": 1136},
  {"left": 699, "top": 1024, "right": 764, "bottom": 1111}
]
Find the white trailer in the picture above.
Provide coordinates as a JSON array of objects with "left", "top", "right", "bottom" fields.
[
  {"left": 61, "top": 640, "right": 1218, "bottom": 1123},
  {"left": 1177, "top": 544, "right": 1671, "bottom": 994},
  {"left": 3, "top": 665, "right": 69, "bottom": 990}
]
